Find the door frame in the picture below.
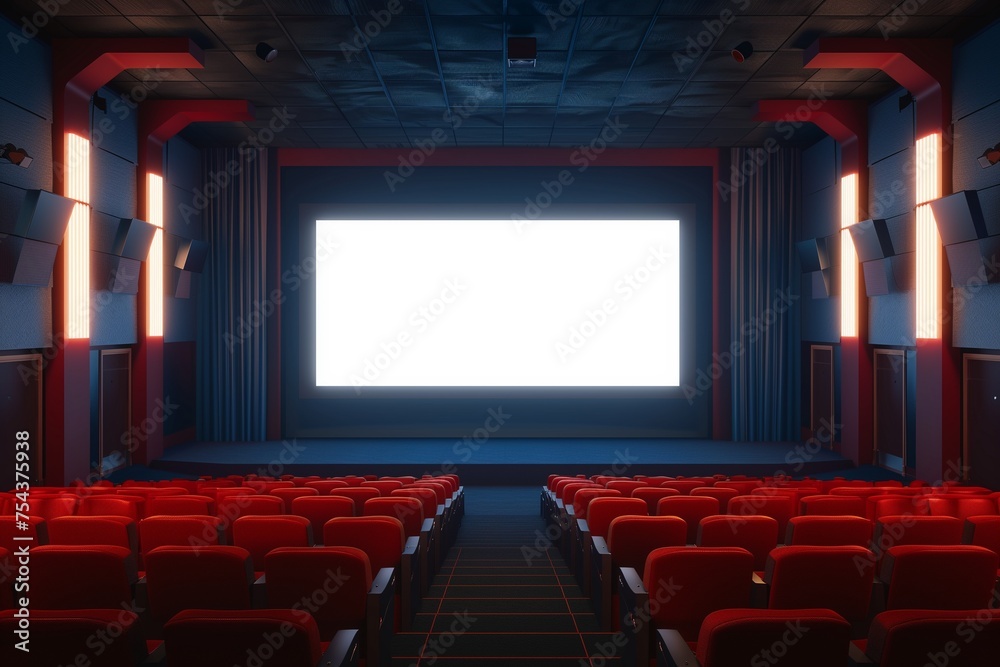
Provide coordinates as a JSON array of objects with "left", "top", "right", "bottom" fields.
[
  {"left": 963, "top": 353, "right": 1000, "bottom": 483},
  {"left": 99, "top": 348, "right": 132, "bottom": 475},
  {"left": 809, "top": 344, "right": 834, "bottom": 446},
  {"left": 873, "top": 348, "right": 906, "bottom": 474}
]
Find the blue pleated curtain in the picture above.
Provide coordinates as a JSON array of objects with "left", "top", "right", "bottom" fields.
[
  {"left": 730, "top": 147, "right": 801, "bottom": 441},
  {"left": 197, "top": 148, "right": 268, "bottom": 441}
]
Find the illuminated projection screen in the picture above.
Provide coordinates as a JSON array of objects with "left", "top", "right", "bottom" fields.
[{"left": 315, "top": 219, "right": 679, "bottom": 388}]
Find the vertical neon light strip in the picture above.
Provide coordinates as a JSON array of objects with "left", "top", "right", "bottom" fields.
[
  {"left": 147, "top": 173, "right": 164, "bottom": 337},
  {"left": 840, "top": 173, "right": 858, "bottom": 337},
  {"left": 66, "top": 133, "right": 90, "bottom": 339},
  {"left": 915, "top": 133, "right": 942, "bottom": 339}
]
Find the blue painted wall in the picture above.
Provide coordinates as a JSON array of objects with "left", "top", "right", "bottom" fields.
[{"left": 799, "top": 135, "right": 840, "bottom": 344}]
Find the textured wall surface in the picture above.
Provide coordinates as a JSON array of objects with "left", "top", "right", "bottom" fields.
[{"left": 799, "top": 136, "right": 839, "bottom": 343}]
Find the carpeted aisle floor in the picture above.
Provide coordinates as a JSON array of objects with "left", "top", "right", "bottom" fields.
[{"left": 391, "top": 490, "right": 621, "bottom": 666}]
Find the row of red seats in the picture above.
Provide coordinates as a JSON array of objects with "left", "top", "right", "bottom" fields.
[{"left": 543, "top": 473, "right": 1000, "bottom": 667}]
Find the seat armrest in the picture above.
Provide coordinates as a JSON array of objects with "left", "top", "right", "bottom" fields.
[
  {"left": 142, "top": 641, "right": 166, "bottom": 665},
  {"left": 556, "top": 499, "right": 565, "bottom": 511},
  {"left": 657, "top": 628, "right": 699, "bottom": 667},
  {"left": 848, "top": 642, "right": 873, "bottom": 664},
  {"left": 421, "top": 518, "right": 434, "bottom": 535},
  {"left": 619, "top": 566, "right": 645, "bottom": 597},
  {"left": 404, "top": 536, "right": 419, "bottom": 556},
  {"left": 252, "top": 573, "right": 267, "bottom": 608},
  {"left": 321, "top": 629, "right": 361, "bottom": 667},
  {"left": 576, "top": 518, "right": 589, "bottom": 534},
  {"left": 618, "top": 567, "right": 649, "bottom": 667},
  {"left": 592, "top": 536, "right": 610, "bottom": 556},
  {"left": 367, "top": 568, "right": 396, "bottom": 667}
]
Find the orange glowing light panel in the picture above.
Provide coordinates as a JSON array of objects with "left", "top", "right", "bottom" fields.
[
  {"left": 66, "top": 133, "right": 90, "bottom": 339},
  {"left": 915, "top": 133, "right": 942, "bottom": 340},
  {"left": 840, "top": 173, "right": 858, "bottom": 338},
  {"left": 147, "top": 173, "right": 164, "bottom": 337}
]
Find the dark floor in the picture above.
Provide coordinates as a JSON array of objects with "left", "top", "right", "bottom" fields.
[{"left": 391, "top": 491, "right": 621, "bottom": 666}]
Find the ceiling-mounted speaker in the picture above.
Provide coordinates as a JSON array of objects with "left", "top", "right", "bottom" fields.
[
  {"left": 91, "top": 252, "right": 141, "bottom": 294},
  {"left": 929, "top": 190, "right": 987, "bottom": 245},
  {"left": 112, "top": 217, "right": 157, "bottom": 260},
  {"left": 14, "top": 190, "right": 76, "bottom": 245},
  {"left": 849, "top": 218, "right": 894, "bottom": 262},
  {"left": 174, "top": 238, "right": 209, "bottom": 273},
  {"left": 507, "top": 37, "right": 536, "bottom": 67},
  {"left": 0, "top": 235, "right": 58, "bottom": 285}
]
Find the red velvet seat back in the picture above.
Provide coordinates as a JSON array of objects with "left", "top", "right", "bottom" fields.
[
  {"left": 607, "top": 516, "right": 686, "bottom": 572},
  {"left": 765, "top": 545, "right": 875, "bottom": 626},
  {"left": 361, "top": 480, "right": 404, "bottom": 495},
  {"left": 605, "top": 480, "right": 648, "bottom": 495},
  {"left": 31, "top": 545, "right": 134, "bottom": 610},
  {"left": 572, "top": 489, "right": 622, "bottom": 519},
  {"left": 363, "top": 497, "right": 424, "bottom": 537},
  {"left": 147, "top": 494, "right": 215, "bottom": 516},
  {"left": 145, "top": 545, "right": 253, "bottom": 624},
  {"left": 269, "top": 487, "right": 320, "bottom": 512},
  {"left": 330, "top": 487, "right": 380, "bottom": 513},
  {"left": 928, "top": 496, "right": 1000, "bottom": 521},
  {"left": 728, "top": 494, "right": 795, "bottom": 535},
  {"left": 881, "top": 545, "right": 1000, "bottom": 611},
  {"left": 265, "top": 546, "right": 372, "bottom": 637},
  {"left": 324, "top": 516, "right": 406, "bottom": 572},
  {"left": 632, "top": 487, "right": 680, "bottom": 514},
  {"left": 164, "top": 609, "right": 322, "bottom": 667},
  {"left": 657, "top": 496, "right": 721, "bottom": 543},
  {"left": 139, "top": 515, "right": 224, "bottom": 554},
  {"left": 304, "top": 479, "right": 350, "bottom": 493},
  {"left": 963, "top": 515, "right": 1000, "bottom": 558},
  {"left": 586, "top": 498, "right": 648, "bottom": 540},
  {"left": 27, "top": 494, "right": 78, "bottom": 520},
  {"left": 643, "top": 546, "right": 754, "bottom": 641},
  {"left": 873, "top": 515, "right": 963, "bottom": 550},
  {"left": 690, "top": 487, "right": 739, "bottom": 509},
  {"left": 659, "top": 480, "right": 705, "bottom": 494},
  {"left": 696, "top": 608, "right": 850, "bottom": 667},
  {"left": 799, "top": 494, "right": 865, "bottom": 517},
  {"left": 290, "top": 496, "right": 356, "bottom": 542},
  {"left": 866, "top": 609, "right": 1000, "bottom": 667},
  {"left": 391, "top": 488, "right": 438, "bottom": 521},
  {"left": 232, "top": 515, "right": 313, "bottom": 570},
  {"left": 217, "top": 495, "right": 283, "bottom": 520},
  {"left": 785, "top": 516, "right": 873, "bottom": 547},
  {"left": 697, "top": 514, "right": 779, "bottom": 571},
  {"left": 47, "top": 515, "right": 138, "bottom": 557},
  {"left": 0, "top": 609, "right": 146, "bottom": 667}
]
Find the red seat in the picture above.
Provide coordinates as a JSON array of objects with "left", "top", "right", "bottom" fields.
[
  {"left": 324, "top": 516, "right": 406, "bottom": 574},
  {"left": 728, "top": 494, "right": 795, "bottom": 535},
  {"left": 697, "top": 514, "right": 779, "bottom": 571},
  {"left": 586, "top": 498, "right": 648, "bottom": 541},
  {"left": 78, "top": 495, "right": 144, "bottom": 521},
  {"left": 713, "top": 481, "right": 760, "bottom": 495},
  {"left": 928, "top": 496, "right": 1000, "bottom": 521},
  {"left": 606, "top": 480, "right": 648, "bottom": 496},
  {"left": 665, "top": 608, "right": 850, "bottom": 667},
  {"left": 690, "top": 486, "right": 739, "bottom": 509},
  {"left": 216, "top": 494, "right": 283, "bottom": 521},
  {"left": 0, "top": 516, "right": 48, "bottom": 552},
  {"left": 265, "top": 546, "right": 389, "bottom": 665},
  {"left": 785, "top": 515, "right": 873, "bottom": 547},
  {"left": 867, "top": 495, "right": 929, "bottom": 522},
  {"left": 27, "top": 495, "right": 78, "bottom": 520},
  {"left": 766, "top": 545, "right": 875, "bottom": 631},
  {"left": 607, "top": 516, "right": 687, "bottom": 573},
  {"left": 146, "top": 494, "right": 215, "bottom": 516},
  {"left": 47, "top": 516, "right": 139, "bottom": 563},
  {"left": 657, "top": 496, "right": 720, "bottom": 543},
  {"left": 641, "top": 546, "right": 755, "bottom": 641},
  {"left": 269, "top": 486, "right": 320, "bottom": 512},
  {"left": 864, "top": 609, "right": 1000, "bottom": 667},
  {"left": 632, "top": 487, "right": 680, "bottom": 514},
  {"left": 31, "top": 545, "right": 135, "bottom": 609},
  {"left": 880, "top": 544, "right": 999, "bottom": 611},
  {"left": 232, "top": 515, "right": 313, "bottom": 571},
  {"left": 164, "top": 609, "right": 341, "bottom": 667},
  {"left": 138, "top": 515, "right": 225, "bottom": 555},
  {"left": 361, "top": 480, "right": 404, "bottom": 495},
  {"left": 572, "top": 488, "right": 622, "bottom": 519},
  {"left": 363, "top": 497, "right": 424, "bottom": 538},
  {"left": 144, "top": 545, "right": 254, "bottom": 627},
  {"left": 963, "top": 515, "right": 1000, "bottom": 562},
  {"left": 0, "top": 609, "right": 147, "bottom": 667},
  {"left": 290, "top": 496, "right": 356, "bottom": 543},
  {"left": 659, "top": 480, "right": 706, "bottom": 494},
  {"left": 304, "top": 479, "right": 350, "bottom": 493},
  {"left": 329, "top": 487, "right": 380, "bottom": 513},
  {"left": 799, "top": 494, "right": 866, "bottom": 517},
  {"left": 873, "top": 515, "right": 963, "bottom": 550},
  {"left": 391, "top": 488, "right": 438, "bottom": 524}
]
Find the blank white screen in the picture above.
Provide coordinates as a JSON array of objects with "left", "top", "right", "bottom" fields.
[{"left": 315, "top": 219, "right": 679, "bottom": 387}]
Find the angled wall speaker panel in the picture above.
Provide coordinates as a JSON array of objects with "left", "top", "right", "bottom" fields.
[
  {"left": 112, "top": 218, "right": 157, "bottom": 260},
  {"left": 890, "top": 252, "right": 914, "bottom": 292},
  {"left": 796, "top": 239, "right": 823, "bottom": 273},
  {"left": 819, "top": 233, "right": 839, "bottom": 271},
  {"left": 14, "top": 190, "right": 76, "bottom": 245},
  {"left": 849, "top": 219, "right": 893, "bottom": 262},
  {"left": 946, "top": 237, "right": 1000, "bottom": 288},
  {"left": 862, "top": 258, "right": 892, "bottom": 297},
  {"left": 885, "top": 212, "right": 915, "bottom": 255},
  {"left": 175, "top": 238, "right": 209, "bottom": 272},
  {"left": 930, "top": 190, "right": 986, "bottom": 245},
  {"left": 0, "top": 235, "right": 58, "bottom": 285},
  {"left": 91, "top": 252, "right": 141, "bottom": 294},
  {"left": 167, "top": 266, "right": 192, "bottom": 299}
]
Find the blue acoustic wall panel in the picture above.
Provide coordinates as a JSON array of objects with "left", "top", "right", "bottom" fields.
[{"left": 869, "top": 87, "right": 913, "bottom": 166}]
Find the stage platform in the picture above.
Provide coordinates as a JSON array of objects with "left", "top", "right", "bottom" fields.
[{"left": 150, "top": 438, "right": 859, "bottom": 485}]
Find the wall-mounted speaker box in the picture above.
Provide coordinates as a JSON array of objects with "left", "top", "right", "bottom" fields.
[
  {"left": 885, "top": 213, "right": 915, "bottom": 255},
  {"left": 174, "top": 238, "right": 208, "bottom": 273},
  {"left": 0, "top": 235, "right": 58, "bottom": 285},
  {"left": 91, "top": 252, "right": 141, "bottom": 294},
  {"left": 929, "top": 190, "right": 986, "bottom": 245},
  {"left": 945, "top": 236, "right": 1000, "bottom": 287},
  {"left": 14, "top": 190, "right": 76, "bottom": 245},
  {"left": 862, "top": 253, "right": 914, "bottom": 296},
  {"left": 167, "top": 266, "right": 192, "bottom": 299},
  {"left": 849, "top": 218, "right": 894, "bottom": 262},
  {"left": 112, "top": 218, "right": 157, "bottom": 261}
]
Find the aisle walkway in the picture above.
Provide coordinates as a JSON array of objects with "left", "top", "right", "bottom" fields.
[{"left": 391, "top": 489, "right": 621, "bottom": 666}]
